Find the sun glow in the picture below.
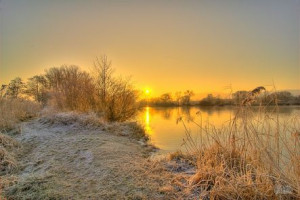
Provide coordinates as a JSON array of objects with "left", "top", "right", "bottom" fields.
[{"left": 144, "top": 89, "right": 151, "bottom": 96}]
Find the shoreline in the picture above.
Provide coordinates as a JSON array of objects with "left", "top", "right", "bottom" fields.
[{"left": 139, "top": 104, "right": 300, "bottom": 108}]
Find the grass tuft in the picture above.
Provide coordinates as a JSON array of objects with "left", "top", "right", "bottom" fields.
[
  {"left": 0, "top": 133, "right": 20, "bottom": 175},
  {"left": 189, "top": 143, "right": 278, "bottom": 199},
  {"left": 3, "top": 175, "right": 68, "bottom": 200},
  {"left": 125, "top": 122, "right": 149, "bottom": 141}
]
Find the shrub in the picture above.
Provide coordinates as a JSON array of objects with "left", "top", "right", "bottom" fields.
[
  {"left": 93, "top": 56, "right": 138, "bottom": 122},
  {"left": 103, "top": 78, "right": 138, "bottom": 122},
  {"left": 45, "top": 65, "right": 96, "bottom": 112},
  {"left": 0, "top": 98, "right": 41, "bottom": 131}
]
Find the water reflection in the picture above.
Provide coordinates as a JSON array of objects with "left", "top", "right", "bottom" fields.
[
  {"left": 137, "top": 106, "right": 300, "bottom": 152},
  {"left": 144, "top": 107, "right": 152, "bottom": 135},
  {"left": 180, "top": 107, "right": 194, "bottom": 122}
]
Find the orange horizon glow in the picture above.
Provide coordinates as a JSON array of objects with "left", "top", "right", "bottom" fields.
[{"left": 1, "top": 1, "right": 299, "bottom": 95}]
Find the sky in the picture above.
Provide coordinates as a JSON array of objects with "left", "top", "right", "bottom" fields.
[{"left": 0, "top": 0, "right": 299, "bottom": 97}]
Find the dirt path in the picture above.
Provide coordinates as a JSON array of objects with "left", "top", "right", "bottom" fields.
[{"left": 2, "top": 113, "right": 192, "bottom": 199}]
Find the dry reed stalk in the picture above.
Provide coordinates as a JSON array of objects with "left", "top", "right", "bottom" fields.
[{"left": 178, "top": 87, "right": 300, "bottom": 199}]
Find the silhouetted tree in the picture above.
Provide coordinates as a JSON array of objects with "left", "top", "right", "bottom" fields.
[
  {"left": 181, "top": 90, "right": 194, "bottom": 105},
  {"left": 5, "top": 77, "right": 25, "bottom": 98},
  {"left": 199, "top": 94, "right": 215, "bottom": 106},
  {"left": 266, "top": 91, "right": 294, "bottom": 105},
  {"left": 232, "top": 91, "right": 248, "bottom": 105},
  {"left": 0, "top": 85, "right": 7, "bottom": 98},
  {"left": 160, "top": 93, "right": 172, "bottom": 104},
  {"left": 175, "top": 91, "right": 182, "bottom": 106},
  {"left": 26, "top": 75, "right": 48, "bottom": 103}
]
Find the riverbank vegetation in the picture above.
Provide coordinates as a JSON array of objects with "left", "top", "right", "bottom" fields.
[
  {"left": 139, "top": 89, "right": 300, "bottom": 107},
  {"left": 1, "top": 56, "right": 138, "bottom": 123},
  {"left": 172, "top": 87, "right": 300, "bottom": 199}
]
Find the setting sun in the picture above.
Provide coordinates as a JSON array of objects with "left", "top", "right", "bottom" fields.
[{"left": 145, "top": 89, "right": 151, "bottom": 96}]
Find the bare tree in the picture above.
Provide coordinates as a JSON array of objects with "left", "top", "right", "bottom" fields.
[
  {"left": 92, "top": 55, "right": 138, "bottom": 121},
  {"left": 93, "top": 55, "right": 114, "bottom": 106}
]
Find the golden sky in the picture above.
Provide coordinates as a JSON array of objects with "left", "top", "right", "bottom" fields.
[{"left": 0, "top": 0, "right": 299, "bottom": 97}]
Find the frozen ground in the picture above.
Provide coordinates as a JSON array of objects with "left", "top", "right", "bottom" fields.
[{"left": 2, "top": 113, "right": 195, "bottom": 199}]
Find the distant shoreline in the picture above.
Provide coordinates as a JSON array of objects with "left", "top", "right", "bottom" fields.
[{"left": 139, "top": 104, "right": 300, "bottom": 108}]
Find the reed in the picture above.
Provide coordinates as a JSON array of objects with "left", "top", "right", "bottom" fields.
[{"left": 178, "top": 87, "right": 300, "bottom": 199}]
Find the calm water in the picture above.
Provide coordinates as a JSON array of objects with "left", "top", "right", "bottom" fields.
[{"left": 136, "top": 106, "right": 300, "bottom": 153}]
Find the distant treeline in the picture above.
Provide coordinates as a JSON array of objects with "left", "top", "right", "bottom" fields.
[
  {"left": 0, "top": 56, "right": 138, "bottom": 122},
  {"left": 139, "top": 90, "right": 195, "bottom": 107},
  {"left": 140, "top": 90, "right": 300, "bottom": 107}
]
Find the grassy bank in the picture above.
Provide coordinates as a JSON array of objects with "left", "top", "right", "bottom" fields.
[
  {"left": 0, "top": 98, "right": 154, "bottom": 199},
  {"left": 0, "top": 111, "right": 168, "bottom": 199}
]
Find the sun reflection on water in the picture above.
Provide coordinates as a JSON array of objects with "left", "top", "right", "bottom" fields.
[{"left": 144, "top": 107, "right": 152, "bottom": 135}]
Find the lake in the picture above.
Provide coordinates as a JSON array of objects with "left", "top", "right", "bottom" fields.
[{"left": 137, "top": 106, "right": 300, "bottom": 153}]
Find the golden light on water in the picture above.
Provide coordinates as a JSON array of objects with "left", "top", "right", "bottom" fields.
[{"left": 144, "top": 106, "right": 152, "bottom": 135}]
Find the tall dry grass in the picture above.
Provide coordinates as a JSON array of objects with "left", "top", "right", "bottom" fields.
[
  {"left": 0, "top": 133, "right": 20, "bottom": 174},
  {"left": 177, "top": 87, "right": 300, "bottom": 199},
  {"left": 0, "top": 98, "right": 41, "bottom": 131},
  {"left": 0, "top": 97, "right": 39, "bottom": 199}
]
